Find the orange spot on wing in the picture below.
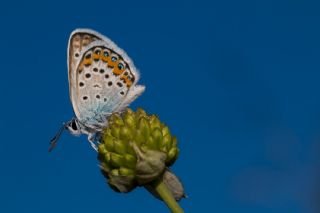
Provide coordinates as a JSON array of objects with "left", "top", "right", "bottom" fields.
[
  {"left": 101, "top": 55, "right": 110, "bottom": 63},
  {"left": 93, "top": 53, "right": 101, "bottom": 61},
  {"left": 108, "top": 60, "right": 117, "bottom": 68},
  {"left": 120, "top": 75, "right": 132, "bottom": 87},
  {"left": 113, "top": 67, "right": 124, "bottom": 75},
  {"left": 84, "top": 58, "right": 92, "bottom": 66},
  {"left": 113, "top": 61, "right": 126, "bottom": 75}
]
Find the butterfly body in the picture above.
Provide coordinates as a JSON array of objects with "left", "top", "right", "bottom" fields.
[{"left": 50, "top": 29, "right": 145, "bottom": 151}]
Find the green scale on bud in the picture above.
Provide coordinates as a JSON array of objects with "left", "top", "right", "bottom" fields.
[{"left": 98, "top": 108, "right": 185, "bottom": 201}]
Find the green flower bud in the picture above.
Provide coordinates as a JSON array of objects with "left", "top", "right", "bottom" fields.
[
  {"left": 167, "top": 147, "right": 179, "bottom": 166},
  {"left": 134, "top": 129, "right": 145, "bottom": 146},
  {"left": 110, "top": 114, "right": 124, "bottom": 126},
  {"left": 98, "top": 144, "right": 108, "bottom": 155},
  {"left": 123, "top": 110, "right": 136, "bottom": 128},
  {"left": 138, "top": 117, "right": 150, "bottom": 138},
  {"left": 110, "top": 125, "right": 121, "bottom": 138},
  {"left": 98, "top": 108, "right": 182, "bottom": 197},
  {"left": 123, "top": 154, "right": 137, "bottom": 169},
  {"left": 119, "top": 167, "right": 134, "bottom": 176},
  {"left": 152, "top": 128, "right": 163, "bottom": 146},
  {"left": 105, "top": 152, "right": 111, "bottom": 162},
  {"left": 163, "top": 134, "right": 173, "bottom": 151},
  {"left": 161, "top": 126, "right": 170, "bottom": 137},
  {"left": 150, "top": 115, "right": 161, "bottom": 130},
  {"left": 111, "top": 169, "right": 119, "bottom": 176},
  {"left": 103, "top": 135, "right": 114, "bottom": 153},
  {"left": 113, "top": 139, "right": 127, "bottom": 155},
  {"left": 110, "top": 153, "right": 124, "bottom": 168},
  {"left": 120, "top": 126, "right": 132, "bottom": 141},
  {"left": 146, "top": 135, "right": 158, "bottom": 150},
  {"left": 136, "top": 108, "right": 147, "bottom": 118}
]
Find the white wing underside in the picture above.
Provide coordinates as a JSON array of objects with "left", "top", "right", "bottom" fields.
[{"left": 68, "top": 29, "right": 145, "bottom": 131}]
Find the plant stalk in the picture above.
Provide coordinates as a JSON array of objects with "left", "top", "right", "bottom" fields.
[{"left": 149, "top": 178, "right": 184, "bottom": 213}]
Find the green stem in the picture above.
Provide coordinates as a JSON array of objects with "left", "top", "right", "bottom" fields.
[{"left": 150, "top": 178, "right": 184, "bottom": 213}]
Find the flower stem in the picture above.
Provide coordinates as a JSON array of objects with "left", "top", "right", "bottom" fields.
[{"left": 150, "top": 178, "right": 184, "bottom": 213}]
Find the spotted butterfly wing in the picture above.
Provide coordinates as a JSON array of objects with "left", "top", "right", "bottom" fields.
[
  {"left": 49, "top": 29, "right": 145, "bottom": 151},
  {"left": 68, "top": 29, "right": 145, "bottom": 130}
]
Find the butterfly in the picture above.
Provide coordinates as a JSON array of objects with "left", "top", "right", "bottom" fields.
[{"left": 50, "top": 29, "right": 145, "bottom": 151}]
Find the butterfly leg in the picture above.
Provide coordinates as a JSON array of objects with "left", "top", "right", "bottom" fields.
[{"left": 87, "top": 133, "right": 98, "bottom": 152}]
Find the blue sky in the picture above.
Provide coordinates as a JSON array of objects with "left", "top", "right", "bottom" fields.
[{"left": 0, "top": 0, "right": 320, "bottom": 212}]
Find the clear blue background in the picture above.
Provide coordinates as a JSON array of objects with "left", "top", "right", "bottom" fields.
[{"left": 0, "top": 0, "right": 319, "bottom": 212}]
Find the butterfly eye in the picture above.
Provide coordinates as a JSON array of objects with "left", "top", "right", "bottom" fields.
[
  {"left": 118, "top": 62, "right": 125, "bottom": 70},
  {"left": 69, "top": 120, "right": 78, "bottom": 131},
  {"left": 111, "top": 56, "right": 118, "bottom": 62}
]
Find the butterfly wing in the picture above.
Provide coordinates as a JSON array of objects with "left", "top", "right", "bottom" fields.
[{"left": 68, "top": 29, "right": 145, "bottom": 130}]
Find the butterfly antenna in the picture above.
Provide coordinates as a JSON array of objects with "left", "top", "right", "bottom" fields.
[{"left": 49, "top": 123, "right": 68, "bottom": 152}]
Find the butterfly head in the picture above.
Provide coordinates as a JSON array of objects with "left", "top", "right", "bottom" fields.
[{"left": 65, "top": 119, "right": 82, "bottom": 136}]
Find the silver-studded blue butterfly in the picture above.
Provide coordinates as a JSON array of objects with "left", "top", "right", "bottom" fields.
[{"left": 50, "top": 29, "right": 145, "bottom": 151}]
